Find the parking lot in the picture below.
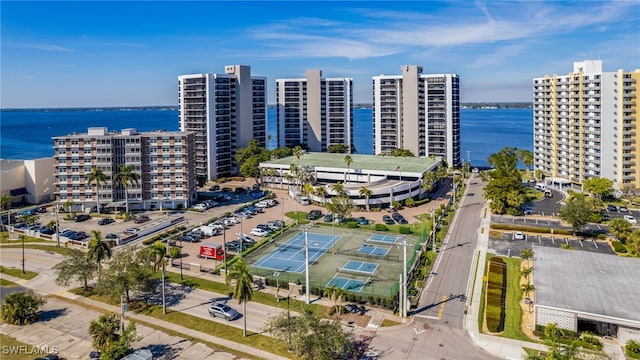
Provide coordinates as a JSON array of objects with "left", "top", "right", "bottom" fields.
[{"left": 488, "top": 231, "right": 617, "bottom": 257}]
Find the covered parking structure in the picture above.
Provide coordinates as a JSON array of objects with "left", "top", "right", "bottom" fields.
[
  {"left": 533, "top": 246, "right": 640, "bottom": 344},
  {"left": 259, "top": 153, "right": 442, "bottom": 207}
]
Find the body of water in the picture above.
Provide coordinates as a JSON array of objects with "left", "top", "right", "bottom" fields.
[{"left": 0, "top": 107, "right": 532, "bottom": 167}]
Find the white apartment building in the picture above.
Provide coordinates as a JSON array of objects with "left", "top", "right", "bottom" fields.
[
  {"left": 276, "top": 70, "right": 354, "bottom": 152},
  {"left": 372, "top": 65, "right": 461, "bottom": 167},
  {"left": 178, "top": 65, "right": 267, "bottom": 182},
  {"left": 0, "top": 158, "right": 56, "bottom": 205},
  {"left": 533, "top": 60, "right": 640, "bottom": 189},
  {"left": 53, "top": 127, "right": 197, "bottom": 212}
]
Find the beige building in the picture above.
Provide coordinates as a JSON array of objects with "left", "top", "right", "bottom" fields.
[
  {"left": 0, "top": 158, "right": 56, "bottom": 205},
  {"left": 533, "top": 60, "right": 640, "bottom": 189},
  {"left": 372, "top": 65, "right": 461, "bottom": 167},
  {"left": 178, "top": 65, "right": 267, "bottom": 182},
  {"left": 276, "top": 70, "right": 354, "bottom": 152},
  {"left": 52, "top": 127, "right": 197, "bottom": 212}
]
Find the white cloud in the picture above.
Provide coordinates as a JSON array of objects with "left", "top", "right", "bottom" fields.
[{"left": 14, "top": 43, "right": 73, "bottom": 52}]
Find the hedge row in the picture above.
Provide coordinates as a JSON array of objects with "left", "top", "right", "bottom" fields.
[
  {"left": 308, "top": 287, "right": 396, "bottom": 310},
  {"left": 612, "top": 240, "right": 628, "bottom": 253},
  {"left": 486, "top": 257, "right": 506, "bottom": 332}
]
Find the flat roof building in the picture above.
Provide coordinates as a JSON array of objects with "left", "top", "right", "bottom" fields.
[
  {"left": 178, "top": 65, "right": 267, "bottom": 182},
  {"left": 259, "top": 153, "right": 441, "bottom": 207},
  {"left": 373, "top": 65, "right": 461, "bottom": 167},
  {"left": 52, "top": 127, "right": 197, "bottom": 212},
  {"left": 533, "top": 246, "right": 640, "bottom": 344},
  {"left": 533, "top": 60, "right": 640, "bottom": 189},
  {"left": 276, "top": 70, "right": 353, "bottom": 152}
]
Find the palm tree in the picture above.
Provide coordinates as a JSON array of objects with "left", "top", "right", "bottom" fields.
[
  {"left": 297, "top": 166, "right": 315, "bottom": 187},
  {"left": 87, "top": 230, "right": 112, "bottom": 282},
  {"left": 87, "top": 167, "right": 108, "bottom": 213},
  {"left": 228, "top": 258, "right": 253, "bottom": 337},
  {"left": 326, "top": 285, "right": 346, "bottom": 318},
  {"left": 150, "top": 241, "right": 167, "bottom": 314},
  {"left": 283, "top": 173, "right": 294, "bottom": 189},
  {"left": 0, "top": 195, "right": 11, "bottom": 211},
  {"left": 359, "top": 186, "right": 373, "bottom": 212},
  {"left": 302, "top": 183, "right": 314, "bottom": 198},
  {"left": 289, "top": 163, "right": 299, "bottom": 189},
  {"left": 520, "top": 282, "right": 535, "bottom": 298},
  {"left": 314, "top": 186, "right": 328, "bottom": 205},
  {"left": 88, "top": 313, "right": 120, "bottom": 353},
  {"left": 343, "top": 154, "right": 353, "bottom": 184},
  {"left": 331, "top": 182, "right": 346, "bottom": 197},
  {"left": 293, "top": 145, "right": 304, "bottom": 168},
  {"left": 521, "top": 266, "right": 533, "bottom": 280},
  {"left": 520, "top": 248, "right": 534, "bottom": 266},
  {"left": 114, "top": 165, "right": 140, "bottom": 213}
]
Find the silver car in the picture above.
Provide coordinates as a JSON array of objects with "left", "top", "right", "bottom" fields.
[{"left": 208, "top": 302, "right": 239, "bottom": 321}]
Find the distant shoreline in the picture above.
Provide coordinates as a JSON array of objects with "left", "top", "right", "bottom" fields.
[{"left": 1, "top": 102, "right": 533, "bottom": 111}]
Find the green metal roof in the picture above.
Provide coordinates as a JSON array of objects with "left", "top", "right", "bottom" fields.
[{"left": 261, "top": 152, "right": 439, "bottom": 173}]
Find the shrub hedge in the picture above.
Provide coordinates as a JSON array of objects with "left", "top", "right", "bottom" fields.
[
  {"left": 612, "top": 240, "right": 628, "bottom": 253},
  {"left": 485, "top": 257, "right": 506, "bottom": 332},
  {"left": 490, "top": 223, "right": 574, "bottom": 236},
  {"left": 374, "top": 224, "right": 388, "bottom": 231}
]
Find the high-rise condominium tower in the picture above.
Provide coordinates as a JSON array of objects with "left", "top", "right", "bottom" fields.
[
  {"left": 178, "top": 65, "right": 267, "bottom": 182},
  {"left": 533, "top": 60, "right": 640, "bottom": 189},
  {"left": 372, "top": 65, "right": 460, "bottom": 167},
  {"left": 53, "top": 127, "right": 197, "bottom": 212},
  {"left": 276, "top": 70, "right": 353, "bottom": 152}
]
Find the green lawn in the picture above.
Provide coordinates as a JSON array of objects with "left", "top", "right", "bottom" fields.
[
  {"left": 0, "top": 265, "right": 38, "bottom": 280},
  {"left": 0, "top": 334, "right": 36, "bottom": 360},
  {"left": 500, "top": 257, "right": 532, "bottom": 341},
  {"left": 285, "top": 211, "right": 310, "bottom": 224},
  {"left": 0, "top": 278, "right": 19, "bottom": 287},
  {"left": 0, "top": 232, "right": 54, "bottom": 244},
  {"left": 0, "top": 244, "right": 76, "bottom": 256}
]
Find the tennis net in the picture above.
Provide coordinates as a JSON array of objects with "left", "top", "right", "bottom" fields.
[{"left": 272, "top": 241, "right": 333, "bottom": 253}]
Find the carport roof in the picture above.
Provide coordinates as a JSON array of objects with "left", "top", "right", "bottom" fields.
[{"left": 533, "top": 246, "right": 640, "bottom": 323}]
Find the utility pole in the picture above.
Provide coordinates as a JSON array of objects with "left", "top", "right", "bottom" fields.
[
  {"left": 54, "top": 202, "right": 60, "bottom": 248},
  {"left": 396, "top": 236, "right": 409, "bottom": 318},
  {"left": 21, "top": 234, "right": 25, "bottom": 274},
  {"left": 304, "top": 226, "right": 310, "bottom": 304}
]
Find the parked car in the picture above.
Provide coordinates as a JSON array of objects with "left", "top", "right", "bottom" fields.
[
  {"left": 391, "top": 212, "right": 403, "bottom": 221},
  {"left": 181, "top": 235, "right": 198, "bottom": 243},
  {"left": 39, "top": 227, "right": 55, "bottom": 235},
  {"left": 383, "top": 215, "right": 395, "bottom": 225},
  {"left": 124, "top": 228, "right": 140, "bottom": 235},
  {"left": 134, "top": 215, "right": 150, "bottom": 224},
  {"left": 208, "top": 302, "right": 239, "bottom": 321},
  {"left": 324, "top": 213, "right": 334, "bottom": 222},
  {"left": 624, "top": 215, "right": 637, "bottom": 225},
  {"left": 73, "top": 214, "right": 91, "bottom": 222},
  {"left": 60, "top": 229, "right": 76, "bottom": 238},
  {"left": 193, "top": 204, "right": 207, "bottom": 211},
  {"left": 620, "top": 206, "right": 629, "bottom": 212},
  {"left": 105, "top": 233, "right": 120, "bottom": 241},
  {"left": 306, "top": 209, "right": 322, "bottom": 220},
  {"left": 396, "top": 217, "right": 408, "bottom": 224},
  {"left": 35, "top": 207, "right": 47, "bottom": 213},
  {"left": 514, "top": 231, "right": 525, "bottom": 240},
  {"left": 250, "top": 228, "right": 270, "bottom": 237},
  {"left": 69, "top": 231, "right": 87, "bottom": 240},
  {"left": 98, "top": 218, "right": 115, "bottom": 225},
  {"left": 209, "top": 184, "right": 220, "bottom": 191},
  {"left": 358, "top": 217, "right": 369, "bottom": 225},
  {"left": 607, "top": 205, "right": 618, "bottom": 212}
]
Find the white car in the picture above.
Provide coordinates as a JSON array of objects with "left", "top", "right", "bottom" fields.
[
  {"left": 624, "top": 215, "right": 637, "bottom": 225},
  {"left": 513, "top": 231, "right": 525, "bottom": 240},
  {"left": 250, "top": 228, "right": 269, "bottom": 237}
]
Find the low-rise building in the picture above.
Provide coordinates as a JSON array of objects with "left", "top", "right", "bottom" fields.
[{"left": 0, "top": 157, "right": 56, "bottom": 205}]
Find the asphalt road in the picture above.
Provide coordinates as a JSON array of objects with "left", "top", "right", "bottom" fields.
[{"left": 367, "top": 174, "right": 497, "bottom": 360}]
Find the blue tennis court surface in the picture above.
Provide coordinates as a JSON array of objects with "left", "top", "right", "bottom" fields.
[
  {"left": 326, "top": 275, "right": 366, "bottom": 292},
  {"left": 339, "top": 260, "right": 379, "bottom": 275},
  {"left": 253, "top": 232, "right": 341, "bottom": 273},
  {"left": 358, "top": 244, "right": 390, "bottom": 256},
  {"left": 368, "top": 234, "right": 397, "bottom": 244}
]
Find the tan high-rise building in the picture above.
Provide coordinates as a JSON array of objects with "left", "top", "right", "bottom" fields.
[
  {"left": 178, "top": 65, "right": 267, "bottom": 182},
  {"left": 276, "top": 70, "right": 353, "bottom": 152},
  {"left": 372, "top": 65, "right": 461, "bottom": 167},
  {"left": 52, "top": 127, "right": 197, "bottom": 212},
  {"left": 533, "top": 60, "right": 640, "bottom": 189}
]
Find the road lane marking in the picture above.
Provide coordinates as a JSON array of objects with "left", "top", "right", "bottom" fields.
[{"left": 437, "top": 295, "right": 447, "bottom": 319}]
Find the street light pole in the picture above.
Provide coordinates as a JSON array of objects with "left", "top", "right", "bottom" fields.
[
  {"left": 274, "top": 271, "right": 280, "bottom": 302},
  {"left": 223, "top": 223, "right": 227, "bottom": 283},
  {"left": 304, "top": 226, "right": 310, "bottom": 304},
  {"left": 21, "top": 234, "right": 25, "bottom": 274},
  {"left": 54, "top": 202, "right": 60, "bottom": 248},
  {"left": 180, "top": 232, "right": 183, "bottom": 281},
  {"left": 396, "top": 235, "right": 408, "bottom": 318}
]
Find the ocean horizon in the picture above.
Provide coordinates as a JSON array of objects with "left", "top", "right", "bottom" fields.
[{"left": 0, "top": 107, "right": 533, "bottom": 167}]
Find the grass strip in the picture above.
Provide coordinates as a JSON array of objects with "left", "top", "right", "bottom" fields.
[
  {"left": 0, "top": 265, "right": 38, "bottom": 280},
  {"left": 51, "top": 295, "right": 267, "bottom": 360},
  {"left": 1, "top": 244, "right": 76, "bottom": 256},
  {"left": 500, "top": 257, "right": 533, "bottom": 341},
  {"left": 379, "top": 318, "right": 401, "bottom": 327},
  {"left": 0, "top": 278, "right": 19, "bottom": 287},
  {"left": 160, "top": 271, "right": 326, "bottom": 315},
  {"left": 0, "top": 333, "right": 39, "bottom": 360},
  {"left": 0, "top": 232, "right": 53, "bottom": 244}
]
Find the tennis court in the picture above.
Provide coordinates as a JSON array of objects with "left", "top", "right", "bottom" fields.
[
  {"left": 358, "top": 244, "right": 390, "bottom": 256},
  {"left": 368, "top": 233, "right": 398, "bottom": 244},
  {"left": 252, "top": 231, "right": 341, "bottom": 273},
  {"left": 339, "top": 260, "right": 379, "bottom": 275},
  {"left": 326, "top": 275, "right": 367, "bottom": 292}
]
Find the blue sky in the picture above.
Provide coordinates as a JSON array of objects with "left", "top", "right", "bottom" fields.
[{"left": 1, "top": 1, "right": 639, "bottom": 108}]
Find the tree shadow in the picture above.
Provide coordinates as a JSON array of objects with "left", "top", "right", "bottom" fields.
[
  {"left": 145, "top": 281, "right": 195, "bottom": 308},
  {"left": 141, "top": 341, "right": 186, "bottom": 360},
  {"left": 39, "top": 307, "right": 68, "bottom": 322}
]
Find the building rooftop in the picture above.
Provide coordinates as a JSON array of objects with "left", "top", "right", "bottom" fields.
[
  {"left": 533, "top": 246, "right": 640, "bottom": 323},
  {"left": 261, "top": 153, "right": 440, "bottom": 174}
]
